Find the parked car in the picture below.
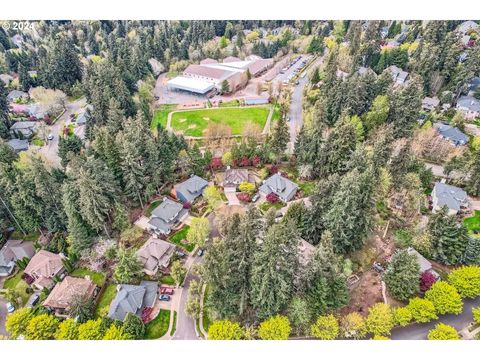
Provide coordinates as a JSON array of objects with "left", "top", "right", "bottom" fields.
[
  {"left": 251, "top": 194, "right": 260, "bottom": 203},
  {"left": 372, "top": 262, "right": 385, "bottom": 273},
  {"left": 175, "top": 250, "right": 186, "bottom": 258},
  {"left": 160, "top": 287, "right": 174, "bottom": 295},
  {"left": 27, "top": 294, "right": 40, "bottom": 308},
  {"left": 159, "top": 294, "right": 171, "bottom": 301},
  {"left": 197, "top": 248, "right": 204, "bottom": 257},
  {"left": 47, "top": 133, "right": 54, "bottom": 141},
  {"left": 6, "top": 302, "right": 15, "bottom": 313}
]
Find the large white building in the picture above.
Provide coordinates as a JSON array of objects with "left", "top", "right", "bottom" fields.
[{"left": 167, "top": 56, "right": 273, "bottom": 95}]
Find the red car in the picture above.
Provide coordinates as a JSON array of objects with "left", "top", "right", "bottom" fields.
[{"left": 160, "top": 287, "right": 174, "bottom": 295}]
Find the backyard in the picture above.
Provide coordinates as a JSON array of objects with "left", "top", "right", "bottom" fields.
[
  {"left": 169, "top": 106, "right": 271, "bottom": 137},
  {"left": 70, "top": 268, "right": 107, "bottom": 287},
  {"left": 169, "top": 225, "right": 194, "bottom": 252},
  {"left": 464, "top": 210, "right": 480, "bottom": 234},
  {"left": 94, "top": 283, "right": 117, "bottom": 317},
  {"left": 144, "top": 309, "right": 170, "bottom": 339}
]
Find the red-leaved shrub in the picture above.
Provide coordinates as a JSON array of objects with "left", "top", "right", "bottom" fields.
[
  {"left": 236, "top": 192, "right": 251, "bottom": 203},
  {"left": 420, "top": 271, "right": 438, "bottom": 292},
  {"left": 266, "top": 192, "right": 279, "bottom": 203},
  {"left": 210, "top": 157, "right": 223, "bottom": 170}
]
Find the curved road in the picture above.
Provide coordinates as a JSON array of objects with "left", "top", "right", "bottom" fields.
[{"left": 391, "top": 296, "right": 480, "bottom": 340}]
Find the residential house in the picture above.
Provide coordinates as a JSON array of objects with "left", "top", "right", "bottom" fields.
[
  {"left": 433, "top": 122, "right": 469, "bottom": 146},
  {"left": 0, "top": 240, "right": 35, "bottom": 277},
  {"left": 107, "top": 281, "right": 158, "bottom": 321},
  {"left": 136, "top": 237, "right": 175, "bottom": 276},
  {"left": 386, "top": 65, "right": 409, "bottom": 86},
  {"left": 7, "top": 139, "right": 29, "bottom": 153},
  {"left": 431, "top": 182, "right": 469, "bottom": 215},
  {"left": 259, "top": 173, "right": 298, "bottom": 202},
  {"left": 24, "top": 250, "right": 66, "bottom": 290},
  {"left": 406, "top": 247, "right": 439, "bottom": 278},
  {"left": 43, "top": 276, "right": 97, "bottom": 316},
  {"left": 147, "top": 197, "right": 187, "bottom": 236},
  {"left": 422, "top": 97, "right": 440, "bottom": 111},
  {"left": 222, "top": 168, "right": 252, "bottom": 193},
  {"left": 9, "top": 121, "right": 39, "bottom": 139},
  {"left": 456, "top": 96, "right": 480, "bottom": 119},
  {"left": 173, "top": 175, "right": 209, "bottom": 204},
  {"left": 467, "top": 77, "right": 480, "bottom": 96},
  {"left": 456, "top": 21, "right": 479, "bottom": 35},
  {"left": 0, "top": 74, "right": 13, "bottom": 85},
  {"left": 7, "top": 90, "right": 29, "bottom": 103}
]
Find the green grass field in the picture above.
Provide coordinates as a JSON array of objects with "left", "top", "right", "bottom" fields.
[
  {"left": 464, "top": 210, "right": 480, "bottom": 234},
  {"left": 170, "top": 106, "right": 271, "bottom": 137},
  {"left": 70, "top": 268, "right": 106, "bottom": 287},
  {"left": 169, "top": 225, "right": 194, "bottom": 252},
  {"left": 145, "top": 309, "right": 171, "bottom": 339},
  {"left": 151, "top": 104, "right": 177, "bottom": 130},
  {"left": 94, "top": 284, "right": 117, "bottom": 318},
  {"left": 3, "top": 271, "right": 30, "bottom": 306}
]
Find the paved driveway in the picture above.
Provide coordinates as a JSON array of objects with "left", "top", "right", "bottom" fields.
[{"left": 225, "top": 192, "right": 240, "bottom": 206}]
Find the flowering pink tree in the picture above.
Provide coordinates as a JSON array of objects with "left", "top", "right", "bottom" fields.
[
  {"left": 240, "top": 157, "right": 250, "bottom": 167},
  {"left": 266, "top": 192, "right": 279, "bottom": 204},
  {"left": 420, "top": 271, "right": 438, "bottom": 292},
  {"left": 268, "top": 165, "right": 279, "bottom": 175}
]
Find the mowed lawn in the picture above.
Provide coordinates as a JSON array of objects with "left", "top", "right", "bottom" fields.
[
  {"left": 464, "top": 210, "right": 480, "bottom": 234},
  {"left": 170, "top": 106, "right": 271, "bottom": 137},
  {"left": 151, "top": 104, "right": 177, "bottom": 130}
]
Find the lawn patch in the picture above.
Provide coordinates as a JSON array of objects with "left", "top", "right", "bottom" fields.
[
  {"left": 145, "top": 199, "right": 162, "bottom": 217},
  {"left": 145, "top": 309, "right": 170, "bottom": 339},
  {"left": 95, "top": 283, "right": 117, "bottom": 318},
  {"left": 70, "top": 268, "right": 106, "bottom": 287},
  {"left": 298, "top": 181, "right": 315, "bottom": 196},
  {"left": 151, "top": 104, "right": 177, "bottom": 130},
  {"left": 170, "top": 311, "right": 177, "bottom": 336},
  {"left": 259, "top": 201, "right": 284, "bottom": 213},
  {"left": 169, "top": 225, "right": 194, "bottom": 252},
  {"left": 3, "top": 271, "right": 30, "bottom": 306},
  {"left": 160, "top": 275, "right": 175, "bottom": 286},
  {"left": 464, "top": 210, "right": 480, "bottom": 234},
  {"left": 170, "top": 106, "right": 271, "bottom": 137}
]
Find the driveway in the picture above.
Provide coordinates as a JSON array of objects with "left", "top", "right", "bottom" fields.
[
  {"left": 0, "top": 278, "right": 7, "bottom": 336},
  {"left": 172, "top": 255, "right": 204, "bottom": 340},
  {"left": 37, "top": 97, "right": 87, "bottom": 168},
  {"left": 391, "top": 296, "right": 480, "bottom": 340},
  {"left": 225, "top": 192, "right": 240, "bottom": 206}
]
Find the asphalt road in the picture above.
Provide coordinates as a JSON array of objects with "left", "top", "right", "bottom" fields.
[
  {"left": 391, "top": 296, "right": 480, "bottom": 340},
  {"left": 287, "top": 55, "right": 325, "bottom": 147},
  {"left": 172, "top": 255, "right": 203, "bottom": 340}
]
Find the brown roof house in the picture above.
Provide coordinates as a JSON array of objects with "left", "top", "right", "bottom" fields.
[
  {"left": 222, "top": 168, "right": 253, "bottom": 193},
  {"left": 0, "top": 240, "right": 35, "bottom": 277},
  {"left": 136, "top": 237, "right": 175, "bottom": 276},
  {"left": 43, "top": 276, "right": 97, "bottom": 317},
  {"left": 24, "top": 250, "right": 66, "bottom": 290}
]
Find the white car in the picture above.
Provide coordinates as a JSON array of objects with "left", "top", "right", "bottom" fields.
[
  {"left": 6, "top": 302, "right": 15, "bottom": 313},
  {"left": 47, "top": 133, "right": 54, "bottom": 141}
]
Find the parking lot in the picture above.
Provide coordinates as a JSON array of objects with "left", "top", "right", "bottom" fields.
[{"left": 274, "top": 55, "right": 313, "bottom": 83}]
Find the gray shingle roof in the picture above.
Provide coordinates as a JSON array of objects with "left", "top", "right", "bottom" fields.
[
  {"left": 108, "top": 284, "right": 147, "bottom": 321},
  {"left": 434, "top": 122, "right": 469, "bottom": 145},
  {"left": 259, "top": 173, "right": 298, "bottom": 202},
  {"left": 175, "top": 175, "right": 209, "bottom": 203},
  {"left": 152, "top": 198, "right": 183, "bottom": 222},
  {"left": 457, "top": 96, "right": 480, "bottom": 113},
  {"left": 7, "top": 139, "right": 29, "bottom": 152},
  {"left": 432, "top": 182, "right": 468, "bottom": 212}
]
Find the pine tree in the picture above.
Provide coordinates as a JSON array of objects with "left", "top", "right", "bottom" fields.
[
  {"left": 269, "top": 115, "right": 289, "bottom": 158},
  {"left": 428, "top": 207, "right": 469, "bottom": 265},
  {"left": 0, "top": 82, "right": 10, "bottom": 139},
  {"left": 384, "top": 249, "right": 420, "bottom": 301}
]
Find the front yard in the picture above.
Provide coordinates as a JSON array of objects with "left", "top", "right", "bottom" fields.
[
  {"left": 3, "top": 271, "right": 30, "bottom": 306},
  {"left": 169, "top": 225, "right": 195, "bottom": 252},
  {"left": 169, "top": 106, "right": 271, "bottom": 137},
  {"left": 70, "top": 268, "right": 106, "bottom": 287},
  {"left": 144, "top": 309, "right": 171, "bottom": 339}
]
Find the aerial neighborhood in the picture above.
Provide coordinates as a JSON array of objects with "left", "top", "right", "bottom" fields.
[{"left": 0, "top": 19, "right": 480, "bottom": 343}]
